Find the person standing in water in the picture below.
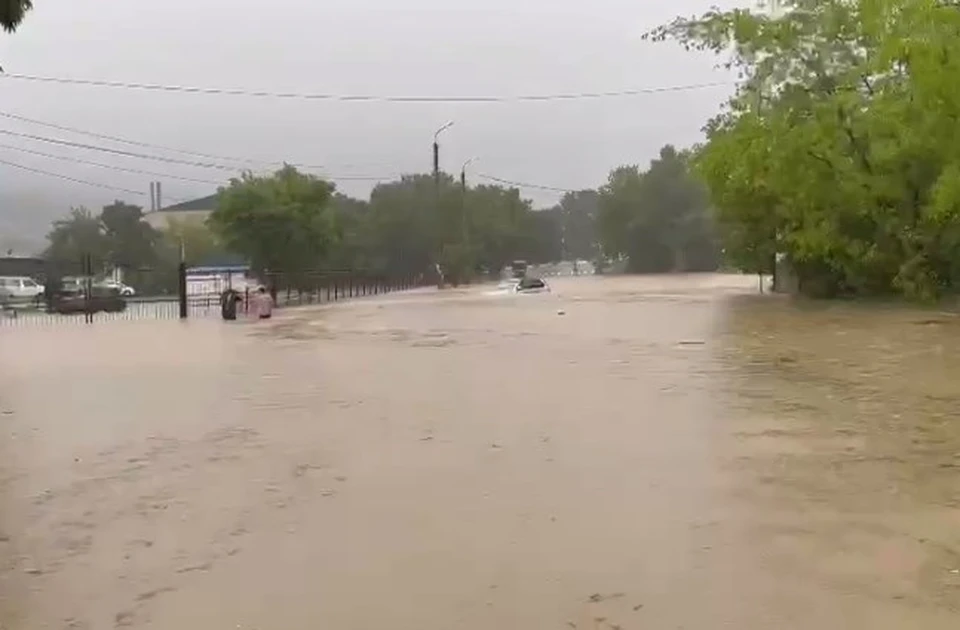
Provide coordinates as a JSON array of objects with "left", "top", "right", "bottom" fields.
[
  {"left": 220, "top": 288, "right": 241, "bottom": 321},
  {"left": 256, "top": 285, "right": 273, "bottom": 319}
]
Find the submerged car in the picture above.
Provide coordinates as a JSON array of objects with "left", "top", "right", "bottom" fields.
[{"left": 514, "top": 277, "right": 550, "bottom": 294}]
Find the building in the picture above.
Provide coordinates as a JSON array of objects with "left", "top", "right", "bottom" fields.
[
  {"left": 0, "top": 255, "right": 46, "bottom": 279},
  {"left": 186, "top": 253, "right": 253, "bottom": 298},
  {"left": 144, "top": 193, "right": 218, "bottom": 230}
]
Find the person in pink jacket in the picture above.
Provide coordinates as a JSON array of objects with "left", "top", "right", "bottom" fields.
[{"left": 255, "top": 285, "right": 273, "bottom": 319}]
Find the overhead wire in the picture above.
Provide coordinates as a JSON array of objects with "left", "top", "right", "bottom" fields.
[
  {"left": 0, "top": 72, "right": 735, "bottom": 103},
  {"left": 0, "top": 109, "right": 380, "bottom": 171},
  {"left": 0, "top": 128, "right": 400, "bottom": 182},
  {"left": 0, "top": 141, "right": 223, "bottom": 185},
  {"left": 476, "top": 173, "right": 578, "bottom": 193},
  {"left": 0, "top": 128, "right": 237, "bottom": 170},
  {"left": 0, "top": 157, "right": 149, "bottom": 196}
]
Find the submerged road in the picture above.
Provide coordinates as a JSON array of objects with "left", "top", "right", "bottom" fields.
[{"left": 1, "top": 274, "right": 958, "bottom": 628}]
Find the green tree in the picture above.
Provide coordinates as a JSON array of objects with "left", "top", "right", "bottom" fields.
[
  {"left": 650, "top": 0, "right": 960, "bottom": 299},
  {"left": 326, "top": 193, "right": 374, "bottom": 271},
  {"left": 464, "top": 184, "right": 533, "bottom": 276},
  {"left": 100, "top": 201, "right": 159, "bottom": 270},
  {"left": 596, "top": 146, "right": 717, "bottom": 273},
  {"left": 555, "top": 190, "right": 599, "bottom": 262},
  {"left": 363, "top": 174, "right": 446, "bottom": 278},
  {"left": 596, "top": 166, "right": 642, "bottom": 261},
  {"left": 1, "top": 1, "right": 31, "bottom": 32},
  {"left": 44, "top": 207, "right": 107, "bottom": 270},
  {"left": 160, "top": 217, "right": 227, "bottom": 268},
  {"left": 209, "top": 165, "right": 336, "bottom": 274}
]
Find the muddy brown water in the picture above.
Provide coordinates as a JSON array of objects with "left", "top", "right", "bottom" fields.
[{"left": 1, "top": 274, "right": 958, "bottom": 629}]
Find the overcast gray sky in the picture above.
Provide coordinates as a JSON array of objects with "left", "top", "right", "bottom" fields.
[{"left": 0, "top": 0, "right": 741, "bottom": 246}]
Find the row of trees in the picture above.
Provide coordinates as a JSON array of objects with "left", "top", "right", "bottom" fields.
[
  {"left": 650, "top": 0, "right": 960, "bottom": 299},
  {"left": 39, "top": 150, "right": 719, "bottom": 289}
]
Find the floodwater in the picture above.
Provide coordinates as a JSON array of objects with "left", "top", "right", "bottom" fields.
[{"left": 1, "top": 274, "right": 958, "bottom": 629}]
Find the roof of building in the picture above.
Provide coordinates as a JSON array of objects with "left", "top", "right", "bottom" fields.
[
  {"left": 157, "top": 193, "right": 219, "bottom": 213},
  {"left": 190, "top": 252, "right": 249, "bottom": 270}
]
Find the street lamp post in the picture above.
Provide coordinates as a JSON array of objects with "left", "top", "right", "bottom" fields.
[
  {"left": 433, "top": 121, "right": 455, "bottom": 191},
  {"left": 432, "top": 121, "right": 454, "bottom": 287},
  {"left": 460, "top": 157, "right": 478, "bottom": 245}
]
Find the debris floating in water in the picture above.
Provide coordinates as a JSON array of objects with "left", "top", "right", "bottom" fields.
[{"left": 557, "top": 309, "right": 566, "bottom": 316}]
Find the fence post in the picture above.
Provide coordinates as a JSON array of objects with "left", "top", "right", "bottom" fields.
[
  {"left": 83, "top": 254, "right": 93, "bottom": 324},
  {"left": 178, "top": 262, "right": 188, "bottom": 319}
]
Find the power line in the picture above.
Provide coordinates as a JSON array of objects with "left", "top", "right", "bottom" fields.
[
  {"left": 0, "top": 127, "right": 399, "bottom": 182},
  {"left": 0, "top": 157, "right": 148, "bottom": 196},
  {"left": 0, "top": 72, "right": 734, "bottom": 103},
  {"left": 0, "top": 109, "right": 374, "bottom": 171},
  {"left": 0, "top": 109, "right": 269, "bottom": 167},
  {"left": 0, "top": 141, "right": 224, "bottom": 185},
  {"left": 477, "top": 173, "right": 576, "bottom": 193},
  {"left": 0, "top": 127, "right": 237, "bottom": 170}
]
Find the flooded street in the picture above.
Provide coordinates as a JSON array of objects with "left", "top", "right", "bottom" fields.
[{"left": 1, "top": 274, "right": 958, "bottom": 629}]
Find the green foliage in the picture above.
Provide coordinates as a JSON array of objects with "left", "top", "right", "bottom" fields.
[
  {"left": 209, "top": 165, "right": 336, "bottom": 274},
  {"left": 0, "top": 0, "right": 32, "bottom": 33},
  {"left": 45, "top": 207, "right": 107, "bottom": 267},
  {"left": 650, "top": 0, "right": 960, "bottom": 299},
  {"left": 100, "top": 201, "right": 160, "bottom": 268},
  {"left": 556, "top": 190, "right": 600, "bottom": 262},
  {"left": 43, "top": 201, "right": 172, "bottom": 293},
  {"left": 596, "top": 145, "right": 718, "bottom": 273},
  {"left": 160, "top": 217, "right": 226, "bottom": 268}
]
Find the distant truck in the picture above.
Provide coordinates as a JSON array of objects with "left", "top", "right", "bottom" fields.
[{"left": 509, "top": 260, "right": 528, "bottom": 279}]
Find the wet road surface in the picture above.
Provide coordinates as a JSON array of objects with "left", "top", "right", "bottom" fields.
[{"left": 1, "top": 274, "right": 958, "bottom": 628}]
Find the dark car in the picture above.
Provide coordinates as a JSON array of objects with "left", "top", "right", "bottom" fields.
[
  {"left": 515, "top": 277, "right": 550, "bottom": 293},
  {"left": 50, "top": 283, "right": 127, "bottom": 314}
]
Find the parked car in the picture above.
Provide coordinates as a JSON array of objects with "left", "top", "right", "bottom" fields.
[
  {"left": 98, "top": 280, "right": 136, "bottom": 296},
  {"left": 0, "top": 275, "right": 45, "bottom": 302},
  {"left": 49, "top": 283, "right": 127, "bottom": 314}
]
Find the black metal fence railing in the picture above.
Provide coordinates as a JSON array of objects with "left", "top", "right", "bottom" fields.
[
  {"left": 184, "top": 270, "right": 424, "bottom": 319},
  {"left": 1, "top": 260, "right": 427, "bottom": 326}
]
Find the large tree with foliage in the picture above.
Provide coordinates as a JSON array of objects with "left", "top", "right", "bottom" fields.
[
  {"left": 100, "top": 201, "right": 159, "bottom": 269},
  {"left": 649, "top": 0, "right": 960, "bottom": 298},
  {"left": 43, "top": 201, "right": 168, "bottom": 291},
  {"left": 44, "top": 207, "right": 107, "bottom": 270},
  {"left": 209, "top": 165, "right": 337, "bottom": 274},
  {"left": 555, "top": 190, "right": 599, "bottom": 262},
  {"left": 596, "top": 146, "right": 718, "bottom": 273}
]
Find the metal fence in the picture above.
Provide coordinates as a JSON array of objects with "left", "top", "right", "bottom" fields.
[{"left": 1, "top": 260, "right": 425, "bottom": 327}]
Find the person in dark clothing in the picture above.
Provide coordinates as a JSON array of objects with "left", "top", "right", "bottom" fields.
[{"left": 220, "top": 288, "right": 242, "bottom": 320}]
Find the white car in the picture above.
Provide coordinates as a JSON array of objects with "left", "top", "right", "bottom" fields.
[
  {"left": 0, "top": 276, "right": 45, "bottom": 301},
  {"left": 99, "top": 280, "right": 136, "bottom": 296}
]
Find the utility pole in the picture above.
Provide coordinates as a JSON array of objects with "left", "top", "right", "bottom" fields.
[
  {"left": 432, "top": 122, "right": 454, "bottom": 286},
  {"left": 460, "top": 157, "right": 477, "bottom": 247},
  {"left": 433, "top": 121, "right": 454, "bottom": 200}
]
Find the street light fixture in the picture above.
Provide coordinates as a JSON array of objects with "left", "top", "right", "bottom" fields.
[
  {"left": 433, "top": 121, "right": 455, "bottom": 178},
  {"left": 460, "top": 157, "right": 478, "bottom": 189}
]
